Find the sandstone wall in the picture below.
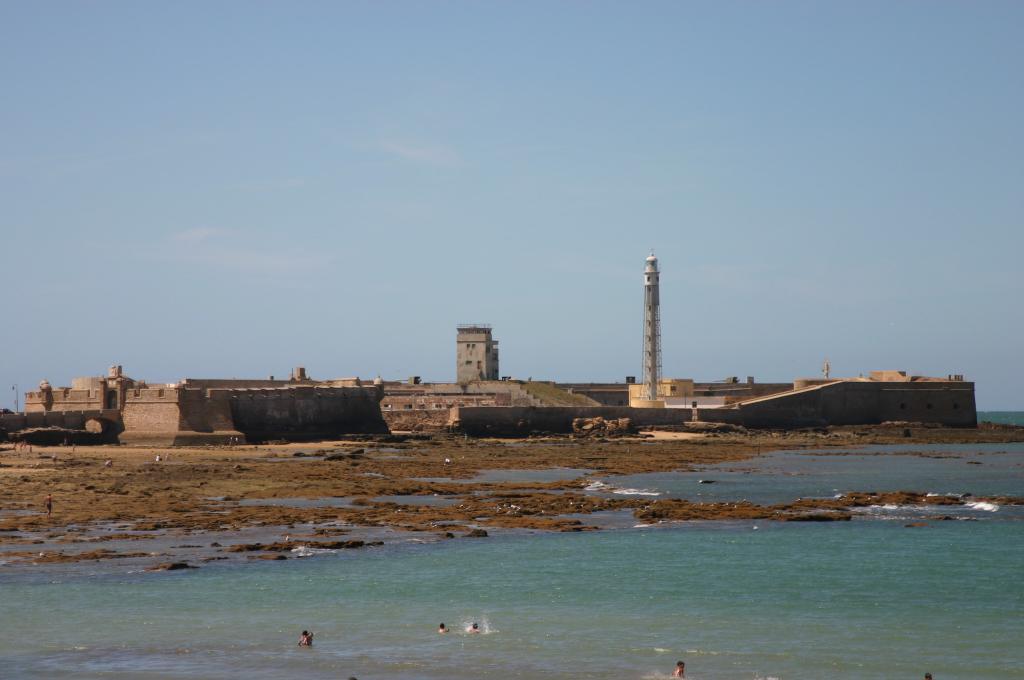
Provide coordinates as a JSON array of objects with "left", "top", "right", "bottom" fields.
[
  {"left": 121, "top": 402, "right": 181, "bottom": 433},
  {"left": 24, "top": 388, "right": 103, "bottom": 412},
  {"left": 449, "top": 380, "right": 976, "bottom": 436},
  {"left": 382, "top": 408, "right": 451, "bottom": 432},
  {"left": 0, "top": 410, "right": 118, "bottom": 431},
  {"left": 119, "top": 388, "right": 242, "bottom": 445}
]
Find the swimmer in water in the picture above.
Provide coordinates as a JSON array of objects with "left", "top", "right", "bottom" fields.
[
  {"left": 468, "top": 623, "right": 480, "bottom": 634},
  {"left": 438, "top": 623, "right": 448, "bottom": 634},
  {"left": 924, "top": 675, "right": 932, "bottom": 680},
  {"left": 298, "top": 630, "right": 313, "bottom": 646},
  {"left": 672, "top": 660, "right": 686, "bottom": 677}
]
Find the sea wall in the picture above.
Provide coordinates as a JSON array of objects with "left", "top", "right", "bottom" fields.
[
  {"left": 0, "top": 409, "right": 120, "bottom": 432},
  {"left": 448, "top": 406, "right": 693, "bottom": 436},
  {"left": 6, "top": 385, "right": 389, "bottom": 446},
  {"left": 719, "top": 380, "right": 977, "bottom": 428},
  {"left": 119, "top": 390, "right": 243, "bottom": 446},
  {"left": 225, "top": 386, "right": 387, "bottom": 442},
  {"left": 448, "top": 380, "right": 976, "bottom": 436}
]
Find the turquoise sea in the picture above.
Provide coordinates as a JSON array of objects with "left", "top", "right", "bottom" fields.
[
  {"left": 978, "top": 411, "right": 1024, "bottom": 426},
  {"left": 2, "top": 437, "right": 1023, "bottom": 679}
]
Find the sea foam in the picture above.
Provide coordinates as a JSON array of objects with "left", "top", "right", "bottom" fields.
[
  {"left": 612, "top": 488, "right": 661, "bottom": 497},
  {"left": 585, "top": 480, "right": 661, "bottom": 496}
]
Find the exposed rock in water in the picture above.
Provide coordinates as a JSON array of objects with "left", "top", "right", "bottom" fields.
[
  {"left": 463, "top": 528, "right": 488, "bottom": 538},
  {"left": 782, "top": 512, "right": 851, "bottom": 522},
  {"left": 33, "top": 549, "right": 150, "bottom": 563},
  {"left": 227, "top": 540, "right": 382, "bottom": 552},
  {"left": 324, "top": 448, "right": 364, "bottom": 461},
  {"left": 148, "top": 561, "right": 198, "bottom": 571}
]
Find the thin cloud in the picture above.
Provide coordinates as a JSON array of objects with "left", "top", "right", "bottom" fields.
[{"left": 379, "top": 140, "right": 462, "bottom": 167}]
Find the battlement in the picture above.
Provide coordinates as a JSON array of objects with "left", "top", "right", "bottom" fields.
[{"left": 16, "top": 367, "right": 387, "bottom": 445}]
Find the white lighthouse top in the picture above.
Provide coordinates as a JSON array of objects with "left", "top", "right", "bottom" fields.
[{"left": 645, "top": 251, "right": 658, "bottom": 272}]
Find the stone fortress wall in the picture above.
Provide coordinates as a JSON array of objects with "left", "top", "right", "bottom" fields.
[
  {"left": 7, "top": 365, "right": 386, "bottom": 445},
  {"left": 378, "top": 379, "right": 550, "bottom": 431},
  {"left": 0, "top": 334, "right": 979, "bottom": 443},
  {"left": 447, "top": 375, "right": 976, "bottom": 436}
]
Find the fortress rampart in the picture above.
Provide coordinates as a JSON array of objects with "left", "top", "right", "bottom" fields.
[
  {"left": 222, "top": 386, "right": 387, "bottom": 442},
  {"left": 9, "top": 366, "right": 386, "bottom": 445},
  {"left": 2, "top": 364, "right": 978, "bottom": 443},
  {"left": 447, "top": 378, "right": 976, "bottom": 436},
  {"left": 718, "top": 378, "right": 976, "bottom": 429}
]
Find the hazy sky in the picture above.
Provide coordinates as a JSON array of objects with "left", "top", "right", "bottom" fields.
[{"left": 2, "top": 2, "right": 1022, "bottom": 409}]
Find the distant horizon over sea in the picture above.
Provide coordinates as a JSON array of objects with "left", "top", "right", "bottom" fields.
[{"left": 978, "top": 411, "right": 1024, "bottom": 425}]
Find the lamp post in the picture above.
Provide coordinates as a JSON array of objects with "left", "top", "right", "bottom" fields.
[{"left": 11, "top": 384, "right": 17, "bottom": 413}]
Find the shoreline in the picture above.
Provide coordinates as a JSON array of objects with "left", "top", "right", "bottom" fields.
[{"left": 2, "top": 424, "right": 1022, "bottom": 573}]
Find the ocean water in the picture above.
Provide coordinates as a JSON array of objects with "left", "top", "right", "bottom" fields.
[
  {"left": 1, "top": 443, "right": 1022, "bottom": 679},
  {"left": 592, "top": 443, "right": 1024, "bottom": 507},
  {"left": 978, "top": 411, "right": 1024, "bottom": 426}
]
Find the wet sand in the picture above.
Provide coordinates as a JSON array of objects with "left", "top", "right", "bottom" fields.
[{"left": 1, "top": 424, "right": 1021, "bottom": 570}]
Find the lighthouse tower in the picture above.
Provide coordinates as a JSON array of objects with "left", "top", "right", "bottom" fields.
[{"left": 642, "top": 252, "right": 662, "bottom": 401}]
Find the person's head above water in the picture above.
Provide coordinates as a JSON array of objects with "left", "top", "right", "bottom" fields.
[
  {"left": 472, "top": 623, "right": 479, "bottom": 629},
  {"left": 302, "top": 631, "right": 309, "bottom": 636},
  {"left": 924, "top": 675, "right": 932, "bottom": 679}
]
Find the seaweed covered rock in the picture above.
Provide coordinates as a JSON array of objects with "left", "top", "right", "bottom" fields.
[
  {"left": 148, "top": 562, "right": 198, "bottom": 571},
  {"left": 572, "top": 417, "right": 635, "bottom": 437}
]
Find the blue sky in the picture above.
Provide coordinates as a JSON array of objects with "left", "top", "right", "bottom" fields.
[{"left": 2, "top": 1, "right": 1022, "bottom": 409}]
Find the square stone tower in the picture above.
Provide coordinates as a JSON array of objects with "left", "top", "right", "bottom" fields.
[{"left": 456, "top": 325, "right": 499, "bottom": 383}]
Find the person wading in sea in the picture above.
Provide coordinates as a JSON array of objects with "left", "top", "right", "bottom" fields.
[
  {"left": 45, "top": 494, "right": 53, "bottom": 518},
  {"left": 672, "top": 660, "right": 685, "bottom": 677}
]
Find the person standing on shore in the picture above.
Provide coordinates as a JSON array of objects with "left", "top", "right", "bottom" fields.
[
  {"left": 672, "top": 660, "right": 685, "bottom": 677},
  {"left": 45, "top": 494, "right": 52, "bottom": 518}
]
